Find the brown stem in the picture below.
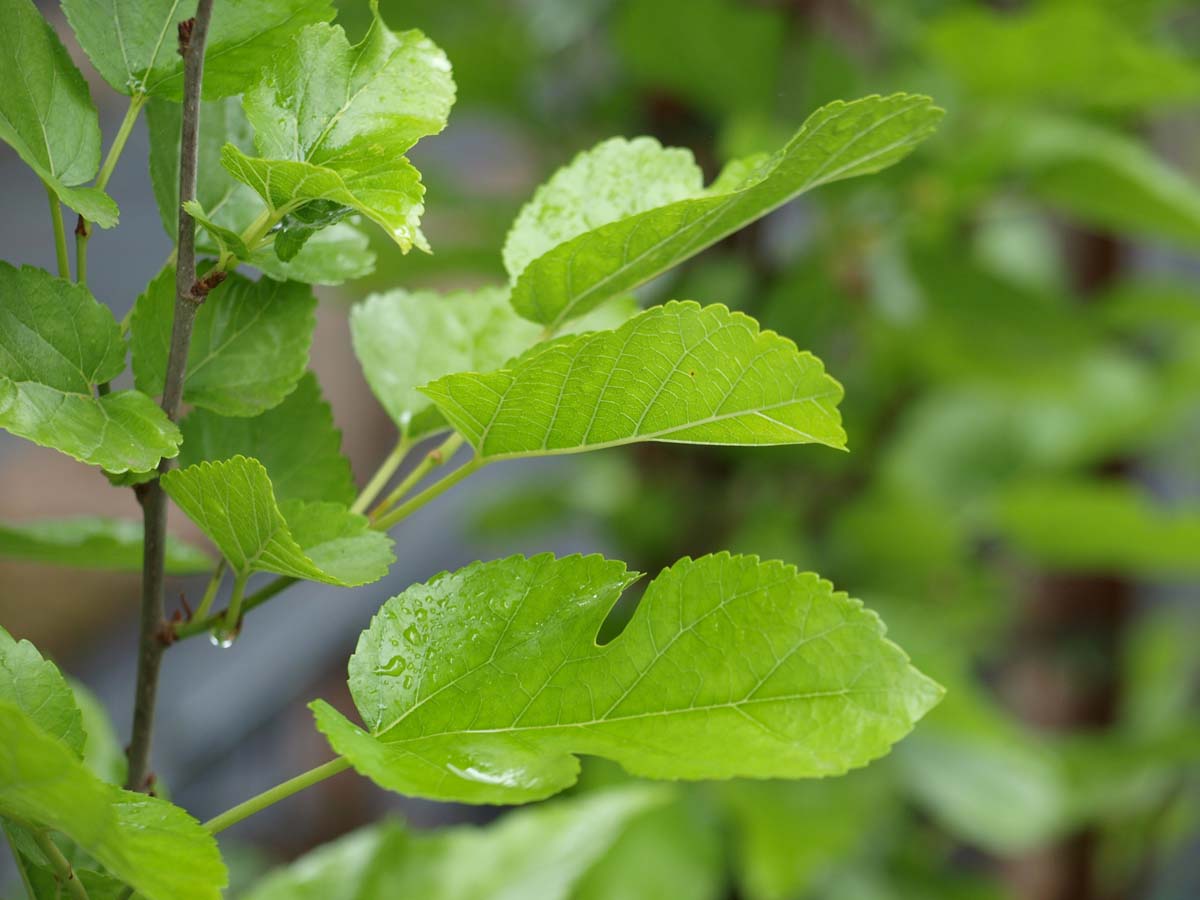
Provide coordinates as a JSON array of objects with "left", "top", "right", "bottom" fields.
[{"left": 126, "top": 0, "right": 216, "bottom": 792}]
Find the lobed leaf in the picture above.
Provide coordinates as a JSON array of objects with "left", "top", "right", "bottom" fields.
[
  {"left": 147, "top": 98, "right": 375, "bottom": 285},
  {"left": 313, "top": 552, "right": 941, "bottom": 805},
  {"left": 130, "top": 266, "right": 317, "bottom": 417},
  {"left": 0, "top": 517, "right": 212, "bottom": 574},
  {"left": 62, "top": 0, "right": 335, "bottom": 100},
  {"left": 222, "top": 1, "right": 456, "bottom": 252},
  {"left": 0, "top": 0, "right": 117, "bottom": 226},
  {"left": 510, "top": 94, "right": 942, "bottom": 329},
  {"left": 422, "top": 301, "right": 846, "bottom": 460},
  {"left": 243, "top": 785, "right": 665, "bottom": 900},
  {"left": 162, "top": 456, "right": 393, "bottom": 585},
  {"left": 180, "top": 371, "right": 356, "bottom": 505}
]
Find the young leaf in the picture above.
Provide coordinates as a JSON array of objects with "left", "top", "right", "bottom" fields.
[
  {"left": 0, "top": 626, "right": 85, "bottom": 756},
  {"left": 503, "top": 137, "right": 704, "bottom": 281},
  {"left": 312, "top": 552, "right": 941, "bottom": 805},
  {"left": 509, "top": 94, "right": 942, "bottom": 329},
  {"left": 243, "top": 785, "right": 666, "bottom": 900},
  {"left": 131, "top": 266, "right": 317, "bottom": 417},
  {"left": 162, "top": 456, "right": 393, "bottom": 586},
  {"left": 0, "top": 264, "right": 180, "bottom": 472},
  {"left": 222, "top": 2, "right": 456, "bottom": 252},
  {"left": 0, "top": 0, "right": 117, "bottom": 226},
  {"left": 147, "top": 98, "right": 374, "bottom": 285},
  {"left": 0, "top": 517, "right": 213, "bottom": 574},
  {"left": 180, "top": 371, "right": 356, "bottom": 505},
  {"left": 352, "top": 287, "right": 639, "bottom": 442},
  {"left": 62, "top": 0, "right": 335, "bottom": 100},
  {"left": 422, "top": 301, "right": 846, "bottom": 461}
]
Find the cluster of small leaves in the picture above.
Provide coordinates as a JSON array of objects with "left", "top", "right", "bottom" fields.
[{"left": 0, "top": 0, "right": 954, "bottom": 895}]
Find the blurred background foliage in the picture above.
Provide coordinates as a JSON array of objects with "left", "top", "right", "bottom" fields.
[{"left": 3, "top": 0, "right": 1199, "bottom": 897}]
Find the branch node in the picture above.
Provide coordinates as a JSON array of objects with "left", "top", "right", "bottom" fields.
[
  {"left": 188, "top": 268, "right": 227, "bottom": 301},
  {"left": 74, "top": 215, "right": 90, "bottom": 238},
  {"left": 177, "top": 17, "right": 195, "bottom": 56}
]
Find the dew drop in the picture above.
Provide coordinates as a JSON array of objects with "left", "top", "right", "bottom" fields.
[
  {"left": 208, "top": 624, "right": 238, "bottom": 649},
  {"left": 402, "top": 674, "right": 414, "bottom": 690},
  {"left": 374, "top": 655, "right": 408, "bottom": 676},
  {"left": 403, "top": 624, "right": 422, "bottom": 645}
]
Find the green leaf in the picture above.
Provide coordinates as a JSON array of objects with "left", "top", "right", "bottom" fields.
[
  {"left": 130, "top": 266, "right": 316, "bottom": 417},
  {"left": 422, "top": 302, "right": 846, "bottom": 461},
  {"left": 62, "top": 0, "right": 335, "bottom": 100},
  {"left": 71, "top": 680, "right": 127, "bottom": 785},
  {"left": 0, "top": 702, "right": 112, "bottom": 846},
  {"left": 147, "top": 97, "right": 374, "bottom": 285},
  {"left": 991, "top": 480, "right": 1200, "bottom": 577},
  {"left": 573, "top": 791, "right": 724, "bottom": 900},
  {"left": 0, "top": 626, "right": 84, "bottom": 756},
  {"left": 313, "top": 552, "right": 941, "bottom": 804},
  {"left": 927, "top": 4, "right": 1200, "bottom": 111},
  {"left": 0, "top": 0, "right": 117, "bottom": 226},
  {"left": 243, "top": 785, "right": 665, "bottom": 900},
  {"left": 1014, "top": 116, "right": 1200, "bottom": 249},
  {"left": 351, "top": 287, "right": 638, "bottom": 442},
  {"left": 502, "top": 137, "right": 704, "bottom": 281},
  {"left": 351, "top": 287, "right": 540, "bottom": 441},
  {"left": 180, "top": 371, "right": 356, "bottom": 505},
  {"left": 222, "top": 2, "right": 456, "bottom": 252},
  {"left": 162, "top": 456, "right": 393, "bottom": 585},
  {"left": 510, "top": 94, "right": 942, "bottom": 329},
  {"left": 0, "top": 516, "right": 212, "bottom": 574},
  {"left": 0, "top": 266, "right": 179, "bottom": 473}
]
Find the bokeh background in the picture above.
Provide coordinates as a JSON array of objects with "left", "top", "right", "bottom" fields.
[{"left": 3, "top": 0, "right": 1199, "bottom": 897}]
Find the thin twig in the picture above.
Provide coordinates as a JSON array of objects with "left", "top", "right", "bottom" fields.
[
  {"left": 31, "top": 830, "right": 88, "bottom": 900},
  {"left": 126, "top": 0, "right": 216, "bottom": 792}
]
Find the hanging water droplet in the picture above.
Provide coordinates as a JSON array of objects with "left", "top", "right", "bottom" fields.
[
  {"left": 208, "top": 623, "right": 238, "bottom": 649},
  {"left": 374, "top": 655, "right": 408, "bottom": 676}
]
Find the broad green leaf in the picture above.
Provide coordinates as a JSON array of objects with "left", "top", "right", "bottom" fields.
[
  {"left": 0, "top": 0, "right": 117, "bottom": 226},
  {"left": 0, "top": 627, "right": 84, "bottom": 756},
  {"left": 927, "top": 4, "right": 1200, "bottom": 111},
  {"left": 130, "top": 266, "right": 316, "bottom": 417},
  {"left": 0, "top": 517, "right": 212, "bottom": 574},
  {"left": 991, "top": 480, "right": 1200, "bottom": 577},
  {"left": 0, "top": 703, "right": 112, "bottom": 847},
  {"left": 180, "top": 371, "right": 355, "bottom": 505},
  {"left": 351, "top": 287, "right": 638, "bottom": 442},
  {"left": 510, "top": 94, "right": 942, "bottom": 329},
  {"left": 62, "top": 0, "right": 335, "bottom": 100},
  {"left": 243, "top": 786, "right": 665, "bottom": 900},
  {"left": 1015, "top": 116, "right": 1200, "bottom": 249},
  {"left": 422, "top": 302, "right": 846, "bottom": 460},
  {"left": 162, "top": 456, "right": 393, "bottom": 585},
  {"left": 0, "top": 648, "right": 224, "bottom": 899},
  {"left": 313, "top": 553, "right": 941, "bottom": 805},
  {"left": 0, "top": 264, "right": 179, "bottom": 472},
  {"left": 147, "top": 98, "right": 374, "bottom": 285},
  {"left": 222, "top": 2, "right": 456, "bottom": 252},
  {"left": 503, "top": 138, "right": 704, "bottom": 281}
]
